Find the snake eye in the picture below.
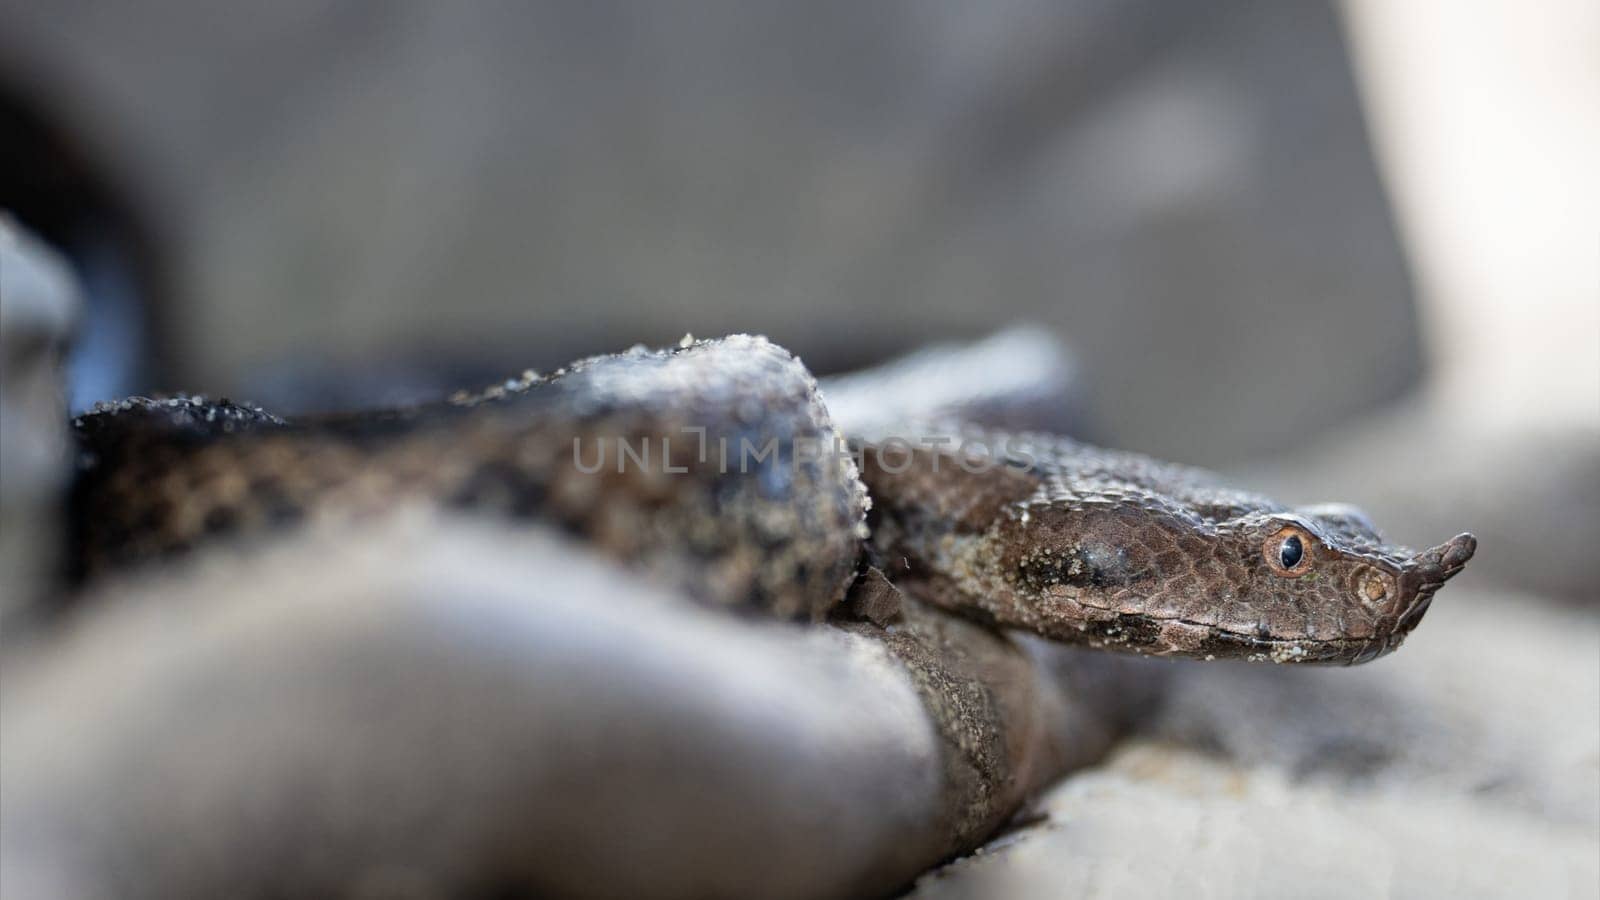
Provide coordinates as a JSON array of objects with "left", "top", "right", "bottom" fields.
[
  {"left": 1279, "top": 535, "right": 1303, "bottom": 569},
  {"left": 1263, "top": 526, "right": 1314, "bottom": 576}
]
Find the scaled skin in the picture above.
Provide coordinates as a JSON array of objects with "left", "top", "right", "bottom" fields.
[
  {"left": 69, "top": 336, "right": 1474, "bottom": 663},
  {"left": 860, "top": 428, "right": 1475, "bottom": 665},
  {"left": 69, "top": 337, "right": 869, "bottom": 622}
]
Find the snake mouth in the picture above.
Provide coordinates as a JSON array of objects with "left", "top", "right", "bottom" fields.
[{"left": 1187, "top": 627, "right": 1392, "bottom": 665}]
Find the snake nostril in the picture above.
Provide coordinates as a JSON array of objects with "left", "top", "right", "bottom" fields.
[{"left": 1359, "top": 574, "right": 1389, "bottom": 604}]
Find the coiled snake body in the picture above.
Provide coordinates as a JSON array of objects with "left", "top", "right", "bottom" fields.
[{"left": 69, "top": 334, "right": 1474, "bottom": 664}]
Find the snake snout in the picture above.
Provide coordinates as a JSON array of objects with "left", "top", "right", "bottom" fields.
[
  {"left": 1418, "top": 532, "right": 1477, "bottom": 581},
  {"left": 1398, "top": 533, "right": 1476, "bottom": 625}
]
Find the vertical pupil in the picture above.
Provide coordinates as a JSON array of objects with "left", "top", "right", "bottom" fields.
[{"left": 1279, "top": 535, "right": 1304, "bottom": 568}]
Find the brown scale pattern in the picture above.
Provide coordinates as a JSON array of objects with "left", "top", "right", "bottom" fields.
[
  {"left": 69, "top": 336, "right": 868, "bottom": 622},
  {"left": 861, "top": 429, "right": 1475, "bottom": 665},
  {"left": 70, "top": 337, "right": 1474, "bottom": 664}
]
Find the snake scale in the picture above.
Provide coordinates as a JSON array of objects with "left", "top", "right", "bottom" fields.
[{"left": 68, "top": 334, "right": 1474, "bottom": 664}]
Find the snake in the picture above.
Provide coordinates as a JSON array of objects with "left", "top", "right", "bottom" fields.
[{"left": 67, "top": 333, "right": 1473, "bottom": 666}]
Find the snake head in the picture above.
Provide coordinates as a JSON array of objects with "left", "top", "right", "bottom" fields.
[
  {"left": 1221, "top": 508, "right": 1476, "bottom": 664},
  {"left": 994, "top": 496, "right": 1476, "bottom": 665}
]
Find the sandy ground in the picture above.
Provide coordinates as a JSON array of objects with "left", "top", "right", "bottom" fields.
[{"left": 912, "top": 586, "right": 1599, "bottom": 898}]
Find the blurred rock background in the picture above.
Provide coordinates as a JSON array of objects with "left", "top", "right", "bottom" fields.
[{"left": 1, "top": 0, "right": 1421, "bottom": 465}]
